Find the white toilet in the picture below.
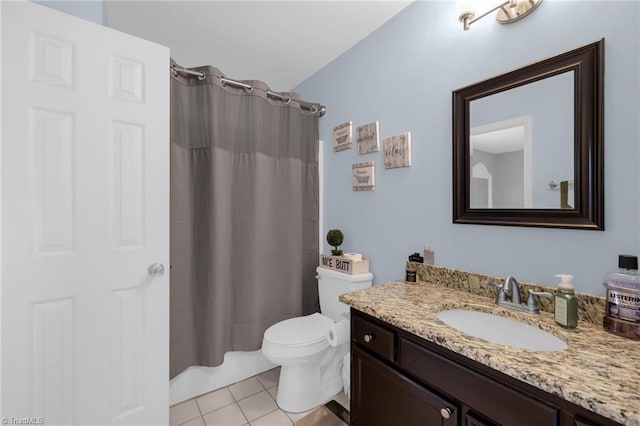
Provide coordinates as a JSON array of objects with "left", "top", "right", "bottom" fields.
[{"left": 261, "top": 267, "right": 373, "bottom": 413}]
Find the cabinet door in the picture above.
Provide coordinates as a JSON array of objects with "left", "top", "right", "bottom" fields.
[
  {"left": 575, "top": 416, "right": 606, "bottom": 426},
  {"left": 466, "top": 412, "right": 497, "bottom": 426},
  {"left": 352, "top": 346, "right": 458, "bottom": 426},
  {"left": 400, "top": 338, "right": 559, "bottom": 426}
]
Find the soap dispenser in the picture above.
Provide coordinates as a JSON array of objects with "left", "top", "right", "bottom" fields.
[{"left": 554, "top": 274, "right": 578, "bottom": 329}]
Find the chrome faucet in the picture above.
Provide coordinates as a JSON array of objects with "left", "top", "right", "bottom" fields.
[{"left": 487, "top": 276, "right": 552, "bottom": 314}]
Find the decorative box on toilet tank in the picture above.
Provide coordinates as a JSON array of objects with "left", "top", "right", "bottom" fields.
[{"left": 319, "top": 254, "right": 370, "bottom": 275}]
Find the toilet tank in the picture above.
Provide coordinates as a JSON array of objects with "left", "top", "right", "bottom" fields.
[{"left": 317, "top": 267, "right": 373, "bottom": 322}]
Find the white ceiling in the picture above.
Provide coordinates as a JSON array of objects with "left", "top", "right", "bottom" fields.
[
  {"left": 472, "top": 126, "right": 525, "bottom": 155},
  {"left": 105, "top": 1, "right": 412, "bottom": 91}
]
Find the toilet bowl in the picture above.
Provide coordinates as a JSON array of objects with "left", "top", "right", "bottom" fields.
[
  {"left": 262, "top": 313, "right": 340, "bottom": 412},
  {"left": 261, "top": 267, "right": 373, "bottom": 413}
]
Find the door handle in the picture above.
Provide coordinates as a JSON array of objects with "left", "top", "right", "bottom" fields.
[{"left": 148, "top": 263, "right": 165, "bottom": 277}]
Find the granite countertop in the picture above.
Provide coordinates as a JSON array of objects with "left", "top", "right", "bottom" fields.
[{"left": 340, "top": 279, "right": 640, "bottom": 425}]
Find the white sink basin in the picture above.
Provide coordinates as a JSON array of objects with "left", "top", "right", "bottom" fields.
[{"left": 436, "top": 309, "right": 568, "bottom": 351}]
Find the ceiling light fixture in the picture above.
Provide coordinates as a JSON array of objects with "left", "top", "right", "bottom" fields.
[{"left": 457, "top": 0, "right": 543, "bottom": 31}]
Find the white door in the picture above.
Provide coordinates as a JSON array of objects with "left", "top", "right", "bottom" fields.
[{"left": 1, "top": 3, "right": 169, "bottom": 425}]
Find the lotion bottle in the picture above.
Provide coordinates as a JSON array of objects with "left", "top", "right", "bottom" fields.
[
  {"left": 423, "top": 245, "right": 434, "bottom": 265},
  {"left": 554, "top": 274, "right": 578, "bottom": 329}
]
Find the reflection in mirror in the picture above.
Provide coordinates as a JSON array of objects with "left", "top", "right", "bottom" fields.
[
  {"left": 471, "top": 162, "right": 492, "bottom": 208},
  {"left": 469, "top": 72, "right": 574, "bottom": 209},
  {"left": 470, "top": 116, "right": 531, "bottom": 208}
]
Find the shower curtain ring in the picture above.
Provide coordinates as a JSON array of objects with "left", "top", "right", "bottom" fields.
[
  {"left": 283, "top": 97, "right": 291, "bottom": 105},
  {"left": 197, "top": 73, "right": 206, "bottom": 81},
  {"left": 244, "top": 86, "right": 254, "bottom": 94},
  {"left": 171, "top": 66, "right": 179, "bottom": 77}
]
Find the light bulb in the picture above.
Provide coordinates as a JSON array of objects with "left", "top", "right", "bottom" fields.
[{"left": 456, "top": 0, "right": 476, "bottom": 20}]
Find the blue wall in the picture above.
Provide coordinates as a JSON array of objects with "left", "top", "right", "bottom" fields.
[
  {"left": 34, "top": 0, "right": 105, "bottom": 25},
  {"left": 295, "top": 1, "right": 640, "bottom": 295}
]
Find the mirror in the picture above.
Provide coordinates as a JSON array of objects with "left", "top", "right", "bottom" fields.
[{"left": 453, "top": 40, "right": 604, "bottom": 230}]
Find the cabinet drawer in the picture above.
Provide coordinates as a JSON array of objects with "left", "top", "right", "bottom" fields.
[
  {"left": 400, "top": 338, "right": 560, "bottom": 426},
  {"left": 352, "top": 312, "right": 396, "bottom": 362}
]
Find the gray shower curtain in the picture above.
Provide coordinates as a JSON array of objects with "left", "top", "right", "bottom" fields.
[{"left": 170, "top": 62, "right": 320, "bottom": 378}]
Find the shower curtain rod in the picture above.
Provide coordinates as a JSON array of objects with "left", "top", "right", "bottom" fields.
[{"left": 171, "top": 65, "right": 326, "bottom": 116}]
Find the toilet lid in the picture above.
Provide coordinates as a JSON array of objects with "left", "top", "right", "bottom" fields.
[{"left": 264, "top": 313, "right": 333, "bottom": 346}]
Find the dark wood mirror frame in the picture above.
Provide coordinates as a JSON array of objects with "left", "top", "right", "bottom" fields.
[{"left": 452, "top": 39, "right": 604, "bottom": 230}]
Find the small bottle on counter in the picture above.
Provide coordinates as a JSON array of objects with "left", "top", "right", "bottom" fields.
[
  {"left": 405, "top": 266, "right": 417, "bottom": 283},
  {"left": 423, "top": 245, "right": 434, "bottom": 265},
  {"left": 603, "top": 254, "right": 640, "bottom": 340},
  {"left": 554, "top": 274, "right": 578, "bottom": 329}
]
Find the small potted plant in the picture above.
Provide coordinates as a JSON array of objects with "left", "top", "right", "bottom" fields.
[{"left": 326, "top": 229, "right": 344, "bottom": 256}]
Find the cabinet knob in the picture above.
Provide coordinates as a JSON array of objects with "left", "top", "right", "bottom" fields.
[
  {"left": 363, "top": 334, "right": 374, "bottom": 343},
  {"left": 440, "top": 407, "right": 452, "bottom": 419}
]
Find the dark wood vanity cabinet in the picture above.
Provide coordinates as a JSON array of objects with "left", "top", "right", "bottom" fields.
[{"left": 350, "top": 309, "right": 621, "bottom": 426}]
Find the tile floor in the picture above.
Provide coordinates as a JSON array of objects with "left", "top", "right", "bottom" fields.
[{"left": 170, "top": 367, "right": 350, "bottom": 426}]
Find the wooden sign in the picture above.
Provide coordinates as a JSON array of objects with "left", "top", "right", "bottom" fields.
[
  {"left": 333, "top": 121, "right": 353, "bottom": 152},
  {"left": 357, "top": 121, "right": 380, "bottom": 155},
  {"left": 319, "top": 254, "right": 370, "bottom": 275},
  {"left": 383, "top": 132, "right": 412, "bottom": 169},
  {"left": 352, "top": 161, "right": 375, "bottom": 191}
]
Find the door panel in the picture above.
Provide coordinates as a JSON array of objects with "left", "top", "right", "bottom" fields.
[{"left": 2, "top": 3, "right": 169, "bottom": 424}]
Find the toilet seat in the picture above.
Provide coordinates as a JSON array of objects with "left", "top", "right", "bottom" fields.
[{"left": 264, "top": 313, "right": 333, "bottom": 347}]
